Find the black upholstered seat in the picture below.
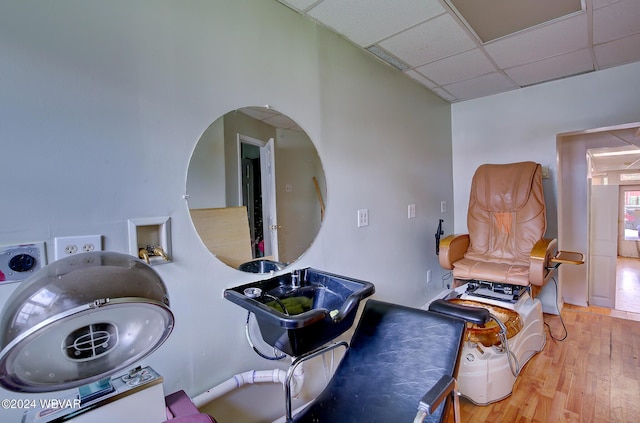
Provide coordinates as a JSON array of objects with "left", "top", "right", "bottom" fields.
[{"left": 292, "top": 299, "right": 466, "bottom": 423}]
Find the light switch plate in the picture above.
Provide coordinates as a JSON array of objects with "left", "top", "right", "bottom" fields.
[{"left": 357, "top": 209, "right": 369, "bottom": 227}]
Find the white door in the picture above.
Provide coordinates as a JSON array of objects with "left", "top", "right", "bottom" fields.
[
  {"left": 260, "top": 138, "right": 279, "bottom": 260},
  {"left": 619, "top": 185, "right": 640, "bottom": 258},
  {"left": 588, "top": 184, "right": 618, "bottom": 307}
]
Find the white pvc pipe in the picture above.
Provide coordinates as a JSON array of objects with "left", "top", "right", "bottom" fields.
[{"left": 191, "top": 365, "right": 304, "bottom": 409}]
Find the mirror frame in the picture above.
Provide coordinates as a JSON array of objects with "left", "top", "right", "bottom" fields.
[{"left": 186, "top": 107, "right": 326, "bottom": 272}]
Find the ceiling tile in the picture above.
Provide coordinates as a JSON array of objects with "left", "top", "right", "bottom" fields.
[
  {"left": 594, "top": 33, "right": 640, "bottom": 68},
  {"left": 593, "top": 0, "right": 640, "bottom": 45},
  {"left": 505, "top": 48, "right": 594, "bottom": 86},
  {"left": 379, "top": 14, "right": 476, "bottom": 67},
  {"left": 442, "top": 72, "right": 518, "bottom": 100},
  {"left": 277, "top": 0, "right": 318, "bottom": 12},
  {"left": 414, "top": 48, "right": 497, "bottom": 86},
  {"left": 274, "top": 0, "right": 640, "bottom": 103},
  {"left": 306, "top": 0, "right": 445, "bottom": 47},
  {"left": 432, "top": 87, "right": 458, "bottom": 102},
  {"left": 593, "top": 0, "right": 620, "bottom": 9},
  {"left": 484, "top": 13, "right": 588, "bottom": 69},
  {"left": 405, "top": 70, "right": 438, "bottom": 89},
  {"left": 449, "top": 0, "right": 583, "bottom": 43}
]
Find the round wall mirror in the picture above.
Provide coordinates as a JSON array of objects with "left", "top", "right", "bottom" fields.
[{"left": 186, "top": 107, "right": 326, "bottom": 272}]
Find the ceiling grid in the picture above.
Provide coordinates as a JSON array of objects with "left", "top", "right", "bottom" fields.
[{"left": 276, "top": 0, "right": 640, "bottom": 102}]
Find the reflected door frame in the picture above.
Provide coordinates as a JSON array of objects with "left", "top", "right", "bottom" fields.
[{"left": 236, "top": 134, "right": 278, "bottom": 260}]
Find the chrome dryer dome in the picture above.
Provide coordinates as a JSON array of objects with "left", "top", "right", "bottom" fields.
[{"left": 0, "top": 251, "right": 174, "bottom": 392}]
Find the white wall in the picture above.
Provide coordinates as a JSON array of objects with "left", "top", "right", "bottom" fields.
[
  {"left": 451, "top": 61, "right": 640, "bottom": 306},
  {"left": 0, "top": 1, "right": 452, "bottom": 422}
]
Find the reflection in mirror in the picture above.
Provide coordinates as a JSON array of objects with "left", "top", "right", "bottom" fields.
[{"left": 186, "top": 107, "right": 326, "bottom": 272}]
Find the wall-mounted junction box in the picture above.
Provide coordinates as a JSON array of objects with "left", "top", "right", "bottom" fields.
[
  {"left": 0, "top": 242, "right": 47, "bottom": 284},
  {"left": 128, "top": 217, "right": 172, "bottom": 266}
]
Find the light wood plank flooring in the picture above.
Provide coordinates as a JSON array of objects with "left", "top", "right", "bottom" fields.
[
  {"left": 616, "top": 257, "right": 640, "bottom": 314},
  {"left": 448, "top": 306, "right": 640, "bottom": 422}
]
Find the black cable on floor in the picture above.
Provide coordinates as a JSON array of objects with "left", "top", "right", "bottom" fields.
[{"left": 544, "top": 277, "right": 568, "bottom": 341}]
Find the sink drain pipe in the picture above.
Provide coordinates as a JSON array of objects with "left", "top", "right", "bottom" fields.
[{"left": 191, "top": 365, "right": 304, "bottom": 408}]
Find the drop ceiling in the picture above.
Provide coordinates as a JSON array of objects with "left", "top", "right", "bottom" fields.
[
  {"left": 587, "top": 126, "right": 640, "bottom": 173},
  {"left": 275, "top": 0, "right": 640, "bottom": 103}
]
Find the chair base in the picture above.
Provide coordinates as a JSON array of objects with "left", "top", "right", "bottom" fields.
[{"left": 426, "top": 284, "right": 546, "bottom": 405}]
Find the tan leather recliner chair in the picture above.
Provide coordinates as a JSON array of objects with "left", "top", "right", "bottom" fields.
[{"left": 439, "top": 161, "right": 558, "bottom": 289}]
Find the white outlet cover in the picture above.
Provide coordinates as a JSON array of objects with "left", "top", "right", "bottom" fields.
[{"left": 54, "top": 235, "right": 102, "bottom": 261}]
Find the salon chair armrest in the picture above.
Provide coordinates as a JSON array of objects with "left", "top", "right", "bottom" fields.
[
  {"left": 418, "top": 374, "right": 455, "bottom": 415},
  {"left": 529, "top": 238, "right": 557, "bottom": 286},
  {"left": 438, "top": 234, "right": 470, "bottom": 270},
  {"left": 414, "top": 375, "right": 459, "bottom": 423},
  {"left": 428, "top": 299, "right": 490, "bottom": 325}
]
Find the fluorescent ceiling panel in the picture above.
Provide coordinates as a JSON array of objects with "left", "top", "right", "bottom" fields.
[{"left": 449, "top": 0, "right": 583, "bottom": 42}]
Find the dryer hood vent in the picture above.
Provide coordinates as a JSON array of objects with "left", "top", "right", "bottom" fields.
[{"left": 0, "top": 251, "right": 174, "bottom": 393}]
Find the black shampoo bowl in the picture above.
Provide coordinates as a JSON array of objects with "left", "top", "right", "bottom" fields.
[{"left": 223, "top": 268, "right": 375, "bottom": 356}]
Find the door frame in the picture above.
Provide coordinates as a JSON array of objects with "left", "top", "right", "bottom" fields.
[{"left": 236, "top": 134, "right": 278, "bottom": 259}]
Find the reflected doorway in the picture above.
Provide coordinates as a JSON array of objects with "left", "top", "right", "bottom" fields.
[
  {"left": 241, "top": 143, "right": 263, "bottom": 258},
  {"left": 237, "top": 134, "right": 278, "bottom": 260}
]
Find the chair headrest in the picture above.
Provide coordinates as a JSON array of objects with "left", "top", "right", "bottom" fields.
[{"left": 472, "top": 161, "right": 540, "bottom": 212}]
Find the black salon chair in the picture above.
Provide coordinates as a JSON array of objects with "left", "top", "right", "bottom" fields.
[{"left": 290, "top": 299, "right": 488, "bottom": 423}]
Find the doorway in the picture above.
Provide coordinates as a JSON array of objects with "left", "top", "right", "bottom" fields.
[
  {"left": 557, "top": 122, "right": 640, "bottom": 313},
  {"left": 584, "top": 139, "right": 640, "bottom": 313},
  {"left": 620, "top": 185, "right": 640, "bottom": 257},
  {"left": 237, "top": 134, "right": 278, "bottom": 260},
  {"left": 616, "top": 185, "right": 640, "bottom": 313}
]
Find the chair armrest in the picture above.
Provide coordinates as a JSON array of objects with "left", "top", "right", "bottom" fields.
[
  {"left": 414, "top": 375, "right": 456, "bottom": 423},
  {"left": 428, "top": 299, "right": 490, "bottom": 325},
  {"left": 529, "top": 238, "right": 557, "bottom": 286},
  {"left": 438, "top": 234, "right": 470, "bottom": 270}
]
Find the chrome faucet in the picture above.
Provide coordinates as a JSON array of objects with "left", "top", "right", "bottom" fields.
[{"left": 291, "top": 269, "right": 302, "bottom": 288}]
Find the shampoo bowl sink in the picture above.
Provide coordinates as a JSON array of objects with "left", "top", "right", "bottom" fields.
[{"left": 223, "top": 268, "right": 374, "bottom": 356}]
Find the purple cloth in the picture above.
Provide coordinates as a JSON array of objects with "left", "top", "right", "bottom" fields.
[{"left": 164, "top": 390, "right": 216, "bottom": 423}]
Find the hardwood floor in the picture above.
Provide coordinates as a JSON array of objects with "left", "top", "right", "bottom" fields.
[
  {"left": 616, "top": 257, "right": 640, "bottom": 314},
  {"left": 448, "top": 306, "right": 640, "bottom": 422}
]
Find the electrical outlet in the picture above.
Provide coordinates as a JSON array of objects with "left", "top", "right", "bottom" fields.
[
  {"left": 0, "top": 242, "right": 47, "bottom": 284},
  {"left": 357, "top": 209, "right": 369, "bottom": 227},
  {"left": 440, "top": 201, "right": 447, "bottom": 213},
  {"left": 54, "top": 235, "right": 102, "bottom": 260}
]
